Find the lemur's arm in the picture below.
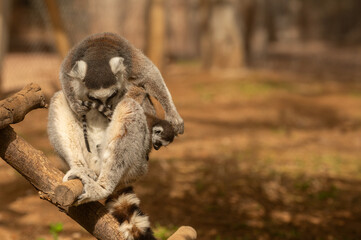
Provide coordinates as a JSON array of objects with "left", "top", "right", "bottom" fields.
[
  {"left": 72, "top": 98, "right": 150, "bottom": 204},
  {"left": 130, "top": 53, "right": 184, "bottom": 135}
]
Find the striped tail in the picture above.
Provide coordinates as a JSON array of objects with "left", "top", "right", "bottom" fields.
[
  {"left": 81, "top": 100, "right": 113, "bottom": 121},
  {"left": 105, "top": 187, "right": 156, "bottom": 240},
  {"left": 82, "top": 115, "right": 91, "bottom": 153}
]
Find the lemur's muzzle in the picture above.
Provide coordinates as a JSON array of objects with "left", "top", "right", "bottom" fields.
[{"left": 153, "top": 141, "right": 161, "bottom": 150}]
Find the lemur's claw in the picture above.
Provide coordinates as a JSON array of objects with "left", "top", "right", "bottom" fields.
[{"left": 75, "top": 193, "right": 91, "bottom": 205}]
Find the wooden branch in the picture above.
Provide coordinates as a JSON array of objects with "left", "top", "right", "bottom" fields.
[
  {"left": 54, "top": 181, "right": 197, "bottom": 239},
  {"left": 54, "top": 179, "right": 83, "bottom": 206},
  {"left": 168, "top": 226, "right": 197, "bottom": 240},
  {"left": 0, "top": 126, "right": 124, "bottom": 240},
  {"left": 0, "top": 83, "right": 47, "bottom": 129},
  {"left": 0, "top": 85, "right": 197, "bottom": 240}
]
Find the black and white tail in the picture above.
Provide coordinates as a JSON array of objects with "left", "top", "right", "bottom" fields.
[
  {"left": 105, "top": 187, "right": 156, "bottom": 240},
  {"left": 81, "top": 100, "right": 113, "bottom": 120},
  {"left": 82, "top": 115, "right": 91, "bottom": 153}
]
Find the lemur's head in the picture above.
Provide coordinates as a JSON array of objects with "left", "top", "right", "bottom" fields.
[
  {"left": 68, "top": 56, "right": 127, "bottom": 108},
  {"left": 66, "top": 33, "right": 133, "bottom": 109},
  {"left": 152, "top": 120, "right": 175, "bottom": 150}
]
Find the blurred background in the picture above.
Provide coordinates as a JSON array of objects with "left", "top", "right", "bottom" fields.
[{"left": 1, "top": 0, "right": 361, "bottom": 239}]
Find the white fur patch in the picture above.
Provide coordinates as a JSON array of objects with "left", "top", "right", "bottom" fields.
[
  {"left": 130, "top": 212, "right": 150, "bottom": 233},
  {"left": 70, "top": 79, "right": 86, "bottom": 98},
  {"left": 68, "top": 60, "right": 87, "bottom": 80},
  {"left": 109, "top": 193, "right": 140, "bottom": 211},
  {"left": 152, "top": 134, "right": 162, "bottom": 143},
  {"left": 153, "top": 126, "right": 163, "bottom": 133},
  {"left": 161, "top": 139, "right": 170, "bottom": 146},
  {"left": 89, "top": 88, "right": 115, "bottom": 100},
  {"left": 118, "top": 212, "right": 150, "bottom": 240},
  {"left": 119, "top": 222, "right": 135, "bottom": 240},
  {"left": 109, "top": 57, "right": 126, "bottom": 74},
  {"left": 121, "top": 193, "right": 141, "bottom": 206}
]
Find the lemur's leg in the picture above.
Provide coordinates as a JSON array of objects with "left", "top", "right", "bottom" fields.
[
  {"left": 75, "top": 98, "right": 150, "bottom": 204},
  {"left": 47, "top": 91, "right": 98, "bottom": 182}
]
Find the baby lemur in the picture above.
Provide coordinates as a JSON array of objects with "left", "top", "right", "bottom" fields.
[
  {"left": 81, "top": 86, "right": 175, "bottom": 155},
  {"left": 48, "top": 32, "right": 181, "bottom": 240}
]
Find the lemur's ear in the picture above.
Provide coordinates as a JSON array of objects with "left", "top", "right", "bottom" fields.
[
  {"left": 68, "top": 60, "right": 87, "bottom": 80},
  {"left": 109, "top": 57, "right": 126, "bottom": 75}
]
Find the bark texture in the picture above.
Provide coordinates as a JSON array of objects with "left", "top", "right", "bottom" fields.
[
  {"left": 0, "top": 83, "right": 46, "bottom": 129},
  {"left": 0, "top": 126, "right": 124, "bottom": 240}
]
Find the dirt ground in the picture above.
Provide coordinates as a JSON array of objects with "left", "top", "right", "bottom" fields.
[{"left": 1, "top": 45, "right": 361, "bottom": 240}]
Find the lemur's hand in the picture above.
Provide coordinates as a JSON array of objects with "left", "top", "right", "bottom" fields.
[
  {"left": 63, "top": 167, "right": 109, "bottom": 205},
  {"left": 75, "top": 180, "right": 109, "bottom": 205},
  {"left": 70, "top": 99, "right": 90, "bottom": 117},
  {"left": 166, "top": 111, "right": 184, "bottom": 135},
  {"left": 63, "top": 167, "right": 98, "bottom": 183}
]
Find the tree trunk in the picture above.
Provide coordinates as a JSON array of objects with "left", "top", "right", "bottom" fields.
[
  {"left": 201, "top": 0, "right": 245, "bottom": 70},
  {"left": 146, "top": 0, "right": 166, "bottom": 70},
  {"left": 44, "top": 0, "right": 70, "bottom": 58},
  {"left": 120, "top": 0, "right": 148, "bottom": 50},
  {"left": 88, "top": 0, "right": 119, "bottom": 34},
  {"left": 165, "top": 0, "right": 199, "bottom": 60},
  {"left": 0, "top": 0, "right": 11, "bottom": 95},
  {"left": 241, "top": 0, "right": 268, "bottom": 64}
]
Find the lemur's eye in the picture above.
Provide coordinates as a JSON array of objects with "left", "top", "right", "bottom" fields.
[
  {"left": 87, "top": 94, "right": 101, "bottom": 104},
  {"left": 154, "top": 130, "right": 162, "bottom": 135},
  {"left": 87, "top": 94, "right": 96, "bottom": 100},
  {"left": 106, "top": 90, "right": 118, "bottom": 104}
]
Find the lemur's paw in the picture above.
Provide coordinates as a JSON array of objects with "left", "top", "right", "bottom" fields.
[
  {"left": 166, "top": 113, "right": 184, "bottom": 135},
  {"left": 62, "top": 167, "right": 98, "bottom": 183},
  {"left": 74, "top": 182, "right": 109, "bottom": 205},
  {"left": 75, "top": 192, "right": 92, "bottom": 205},
  {"left": 72, "top": 101, "right": 90, "bottom": 116}
]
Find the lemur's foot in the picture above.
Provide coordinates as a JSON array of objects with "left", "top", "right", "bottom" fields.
[
  {"left": 166, "top": 113, "right": 184, "bottom": 135},
  {"left": 75, "top": 181, "right": 109, "bottom": 205},
  {"left": 62, "top": 167, "right": 98, "bottom": 183},
  {"left": 63, "top": 168, "right": 109, "bottom": 205}
]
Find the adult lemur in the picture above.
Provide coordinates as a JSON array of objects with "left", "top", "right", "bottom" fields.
[{"left": 48, "top": 32, "right": 181, "bottom": 240}]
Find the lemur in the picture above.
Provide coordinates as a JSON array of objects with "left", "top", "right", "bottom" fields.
[
  {"left": 59, "top": 32, "right": 183, "bottom": 135},
  {"left": 81, "top": 86, "right": 175, "bottom": 156},
  {"left": 47, "top": 32, "right": 182, "bottom": 240}
]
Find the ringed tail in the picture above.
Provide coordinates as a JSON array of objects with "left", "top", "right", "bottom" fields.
[
  {"left": 105, "top": 187, "right": 156, "bottom": 240},
  {"left": 82, "top": 100, "right": 113, "bottom": 121},
  {"left": 82, "top": 115, "right": 91, "bottom": 153}
]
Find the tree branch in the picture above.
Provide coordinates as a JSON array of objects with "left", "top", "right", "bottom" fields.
[
  {"left": 0, "top": 83, "right": 47, "bottom": 129},
  {"left": 0, "top": 126, "right": 124, "bottom": 240},
  {"left": 0, "top": 84, "right": 197, "bottom": 240}
]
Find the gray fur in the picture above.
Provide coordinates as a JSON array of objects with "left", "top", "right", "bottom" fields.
[
  {"left": 81, "top": 99, "right": 113, "bottom": 120},
  {"left": 82, "top": 96, "right": 175, "bottom": 151},
  {"left": 48, "top": 91, "right": 150, "bottom": 204},
  {"left": 60, "top": 32, "right": 184, "bottom": 134},
  {"left": 48, "top": 33, "right": 181, "bottom": 236}
]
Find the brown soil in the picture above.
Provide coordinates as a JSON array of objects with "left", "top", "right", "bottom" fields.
[{"left": 1, "top": 50, "right": 361, "bottom": 240}]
